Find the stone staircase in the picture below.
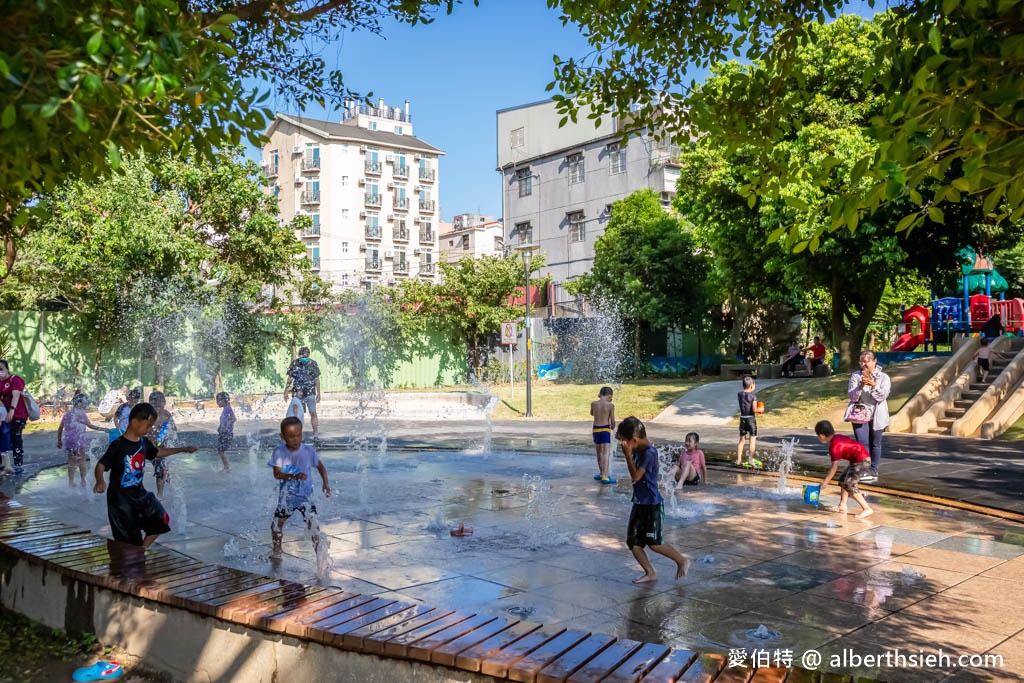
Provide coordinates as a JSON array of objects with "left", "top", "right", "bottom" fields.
[{"left": 928, "top": 338, "right": 1024, "bottom": 435}]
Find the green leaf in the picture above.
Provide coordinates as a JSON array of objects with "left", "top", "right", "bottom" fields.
[
  {"left": 895, "top": 214, "right": 917, "bottom": 232},
  {"left": 0, "top": 56, "right": 8, "bottom": 77},
  {"left": 982, "top": 189, "right": 1002, "bottom": 214},
  {"left": 39, "top": 98, "right": 60, "bottom": 118},
  {"left": 105, "top": 141, "right": 121, "bottom": 168},
  {"left": 86, "top": 32, "right": 104, "bottom": 55},
  {"left": 0, "top": 104, "right": 14, "bottom": 129},
  {"left": 71, "top": 101, "right": 89, "bottom": 132},
  {"left": 135, "top": 5, "right": 146, "bottom": 30},
  {"left": 784, "top": 195, "right": 809, "bottom": 211},
  {"left": 927, "top": 206, "right": 944, "bottom": 223},
  {"left": 928, "top": 25, "right": 942, "bottom": 53}
]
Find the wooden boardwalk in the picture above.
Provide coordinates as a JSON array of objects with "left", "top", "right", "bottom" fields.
[{"left": 0, "top": 498, "right": 865, "bottom": 682}]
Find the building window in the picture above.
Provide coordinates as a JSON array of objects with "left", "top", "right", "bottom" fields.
[
  {"left": 514, "top": 221, "right": 533, "bottom": 244},
  {"left": 341, "top": 176, "right": 349, "bottom": 187},
  {"left": 567, "top": 153, "right": 584, "bottom": 184},
  {"left": 462, "top": 235, "right": 469, "bottom": 250},
  {"left": 369, "top": 121, "right": 378, "bottom": 131},
  {"left": 308, "top": 246, "right": 320, "bottom": 269},
  {"left": 304, "top": 143, "right": 320, "bottom": 169},
  {"left": 448, "top": 239, "right": 454, "bottom": 248},
  {"left": 342, "top": 209, "right": 349, "bottom": 220},
  {"left": 516, "top": 168, "right": 532, "bottom": 197},
  {"left": 568, "top": 211, "right": 585, "bottom": 242},
  {"left": 608, "top": 143, "right": 626, "bottom": 175},
  {"left": 342, "top": 242, "right": 349, "bottom": 253},
  {"left": 395, "top": 126, "right": 404, "bottom": 135},
  {"left": 273, "top": 185, "right": 279, "bottom": 198},
  {"left": 494, "top": 236, "right": 503, "bottom": 252},
  {"left": 311, "top": 214, "right": 321, "bottom": 232},
  {"left": 510, "top": 127, "right": 525, "bottom": 148},
  {"left": 661, "top": 192, "right": 673, "bottom": 208},
  {"left": 341, "top": 273, "right": 350, "bottom": 285}
]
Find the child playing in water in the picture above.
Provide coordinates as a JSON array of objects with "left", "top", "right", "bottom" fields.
[
  {"left": 269, "top": 416, "right": 330, "bottom": 558},
  {"left": 285, "top": 389, "right": 305, "bottom": 425},
  {"left": 617, "top": 416, "right": 690, "bottom": 584},
  {"left": 57, "top": 395, "right": 106, "bottom": 487},
  {"left": 675, "top": 432, "right": 707, "bottom": 488},
  {"left": 110, "top": 389, "right": 141, "bottom": 442},
  {"left": 216, "top": 392, "right": 235, "bottom": 472},
  {"left": 93, "top": 403, "right": 197, "bottom": 547},
  {"left": 590, "top": 386, "right": 616, "bottom": 484},
  {"left": 736, "top": 375, "right": 758, "bottom": 466},
  {"left": 147, "top": 391, "right": 176, "bottom": 499},
  {"left": 814, "top": 420, "right": 874, "bottom": 518}
]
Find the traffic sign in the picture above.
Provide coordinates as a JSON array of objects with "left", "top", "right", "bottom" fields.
[{"left": 501, "top": 321, "right": 518, "bottom": 345}]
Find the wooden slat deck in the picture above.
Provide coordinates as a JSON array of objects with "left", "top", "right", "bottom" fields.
[{"left": 0, "top": 498, "right": 880, "bottom": 682}]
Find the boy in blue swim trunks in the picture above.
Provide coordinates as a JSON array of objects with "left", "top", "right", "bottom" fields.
[
  {"left": 269, "top": 416, "right": 330, "bottom": 558},
  {"left": 590, "top": 386, "right": 616, "bottom": 484}
]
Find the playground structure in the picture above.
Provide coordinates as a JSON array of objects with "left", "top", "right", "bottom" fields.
[{"left": 890, "top": 246, "right": 1023, "bottom": 352}]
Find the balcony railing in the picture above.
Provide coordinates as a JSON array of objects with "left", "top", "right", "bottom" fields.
[
  {"left": 393, "top": 227, "right": 410, "bottom": 242},
  {"left": 302, "top": 225, "right": 320, "bottom": 238},
  {"left": 264, "top": 164, "right": 279, "bottom": 178},
  {"left": 365, "top": 258, "right": 381, "bottom": 272},
  {"left": 393, "top": 196, "right": 409, "bottom": 211},
  {"left": 393, "top": 165, "right": 409, "bottom": 179},
  {"left": 301, "top": 158, "right": 320, "bottom": 171},
  {"left": 420, "top": 263, "right": 435, "bottom": 276},
  {"left": 394, "top": 261, "right": 409, "bottom": 274},
  {"left": 419, "top": 200, "right": 436, "bottom": 212},
  {"left": 419, "top": 229, "right": 434, "bottom": 243},
  {"left": 365, "top": 161, "right": 382, "bottom": 175},
  {"left": 365, "top": 193, "right": 382, "bottom": 208},
  {"left": 301, "top": 191, "right": 320, "bottom": 205},
  {"left": 419, "top": 168, "right": 436, "bottom": 182},
  {"left": 365, "top": 224, "right": 382, "bottom": 240}
]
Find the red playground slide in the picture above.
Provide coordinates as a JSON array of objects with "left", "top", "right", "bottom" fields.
[{"left": 890, "top": 333, "right": 924, "bottom": 352}]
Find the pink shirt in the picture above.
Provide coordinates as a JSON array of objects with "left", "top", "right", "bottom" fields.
[{"left": 680, "top": 448, "right": 706, "bottom": 472}]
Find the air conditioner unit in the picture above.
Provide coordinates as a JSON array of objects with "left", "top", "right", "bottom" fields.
[
  {"left": 387, "top": 214, "right": 395, "bottom": 221},
  {"left": 292, "top": 145, "right": 303, "bottom": 154},
  {"left": 358, "top": 178, "right": 366, "bottom": 186},
  {"left": 414, "top": 248, "right": 422, "bottom": 255},
  {"left": 414, "top": 186, "right": 422, "bottom": 192},
  {"left": 414, "top": 154, "right": 422, "bottom": 161},
  {"left": 387, "top": 182, "right": 395, "bottom": 189},
  {"left": 294, "top": 177, "right": 303, "bottom": 185},
  {"left": 359, "top": 242, "right": 367, "bottom": 251},
  {"left": 384, "top": 250, "right": 393, "bottom": 258},
  {"left": 359, "top": 211, "right": 367, "bottom": 218},
  {"left": 359, "top": 145, "right": 368, "bottom": 152},
  {"left": 385, "top": 154, "right": 395, "bottom": 163}
]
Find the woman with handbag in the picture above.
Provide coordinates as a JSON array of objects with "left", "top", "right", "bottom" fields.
[{"left": 846, "top": 351, "right": 890, "bottom": 484}]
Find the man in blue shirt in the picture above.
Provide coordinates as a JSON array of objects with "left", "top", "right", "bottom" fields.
[{"left": 618, "top": 417, "right": 690, "bottom": 584}]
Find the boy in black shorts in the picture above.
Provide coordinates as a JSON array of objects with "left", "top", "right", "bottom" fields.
[
  {"left": 93, "top": 403, "right": 197, "bottom": 548},
  {"left": 736, "top": 375, "right": 758, "bottom": 466},
  {"left": 618, "top": 417, "right": 690, "bottom": 584}
]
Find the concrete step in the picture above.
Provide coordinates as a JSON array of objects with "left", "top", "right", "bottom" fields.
[
  {"left": 938, "top": 418, "right": 956, "bottom": 428},
  {"left": 962, "top": 392, "right": 984, "bottom": 401},
  {"left": 928, "top": 427, "right": 950, "bottom": 435},
  {"left": 954, "top": 400, "right": 973, "bottom": 410},
  {"left": 969, "top": 383, "right": 990, "bottom": 392},
  {"left": 945, "top": 408, "right": 966, "bottom": 418}
]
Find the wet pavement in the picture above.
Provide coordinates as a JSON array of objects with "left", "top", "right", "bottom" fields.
[{"left": 11, "top": 422, "right": 1024, "bottom": 683}]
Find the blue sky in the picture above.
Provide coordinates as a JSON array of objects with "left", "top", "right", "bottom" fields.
[{"left": 259, "top": 0, "right": 593, "bottom": 222}]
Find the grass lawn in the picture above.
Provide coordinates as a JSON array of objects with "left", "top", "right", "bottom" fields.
[
  {"left": 488, "top": 378, "right": 711, "bottom": 421},
  {"left": 754, "top": 356, "right": 947, "bottom": 430},
  {"left": 998, "top": 413, "right": 1024, "bottom": 441}
]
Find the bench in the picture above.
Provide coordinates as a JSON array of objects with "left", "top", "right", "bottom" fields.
[{"left": 720, "top": 363, "right": 774, "bottom": 379}]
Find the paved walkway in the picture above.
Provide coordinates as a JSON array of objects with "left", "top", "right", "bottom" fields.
[
  {"left": 7, "top": 418, "right": 1024, "bottom": 517},
  {"left": 652, "top": 379, "right": 784, "bottom": 426}
]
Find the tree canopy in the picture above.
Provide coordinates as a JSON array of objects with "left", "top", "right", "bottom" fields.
[
  {"left": 0, "top": 0, "right": 473, "bottom": 277},
  {"left": 547, "top": 0, "right": 1024, "bottom": 243}
]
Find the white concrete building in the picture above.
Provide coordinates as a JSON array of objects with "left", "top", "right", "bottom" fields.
[
  {"left": 496, "top": 99, "right": 681, "bottom": 310},
  {"left": 262, "top": 99, "right": 444, "bottom": 289},
  {"left": 440, "top": 214, "right": 504, "bottom": 264}
]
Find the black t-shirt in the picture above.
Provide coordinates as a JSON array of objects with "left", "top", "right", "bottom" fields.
[
  {"left": 287, "top": 358, "right": 321, "bottom": 392},
  {"left": 99, "top": 436, "right": 159, "bottom": 497},
  {"left": 738, "top": 391, "right": 758, "bottom": 417}
]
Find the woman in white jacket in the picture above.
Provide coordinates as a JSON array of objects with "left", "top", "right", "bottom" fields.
[{"left": 847, "top": 351, "right": 891, "bottom": 484}]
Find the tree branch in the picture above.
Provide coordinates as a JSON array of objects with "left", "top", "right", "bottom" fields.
[{"left": 203, "top": 0, "right": 355, "bottom": 25}]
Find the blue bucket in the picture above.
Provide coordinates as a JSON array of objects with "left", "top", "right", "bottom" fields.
[{"left": 803, "top": 484, "right": 821, "bottom": 505}]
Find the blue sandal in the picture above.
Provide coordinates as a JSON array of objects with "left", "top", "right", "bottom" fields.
[{"left": 73, "top": 661, "right": 124, "bottom": 681}]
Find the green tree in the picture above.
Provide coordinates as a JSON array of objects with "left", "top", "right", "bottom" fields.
[
  {"left": 547, "top": 0, "right": 1024, "bottom": 240},
  {"left": 410, "top": 254, "right": 543, "bottom": 375},
  {"left": 0, "top": 0, "right": 473, "bottom": 277},
  {"left": 5, "top": 151, "right": 308, "bottom": 384},
  {"left": 574, "top": 190, "right": 710, "bottom": 374}
]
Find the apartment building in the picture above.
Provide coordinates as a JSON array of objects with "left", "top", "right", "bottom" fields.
[
  {"left": 496, "top": 99, "right": 682, "bottom": 309},
  {"left": 439, "top": 214, "right": 504, "bottom": 264},
  {"left": 262, "top": 99, "right": 444, "bottom": 289}
]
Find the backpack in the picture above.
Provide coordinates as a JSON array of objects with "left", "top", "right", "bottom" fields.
[{"left": 23, "top": 392, "right": 40, "bottom": 421}]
